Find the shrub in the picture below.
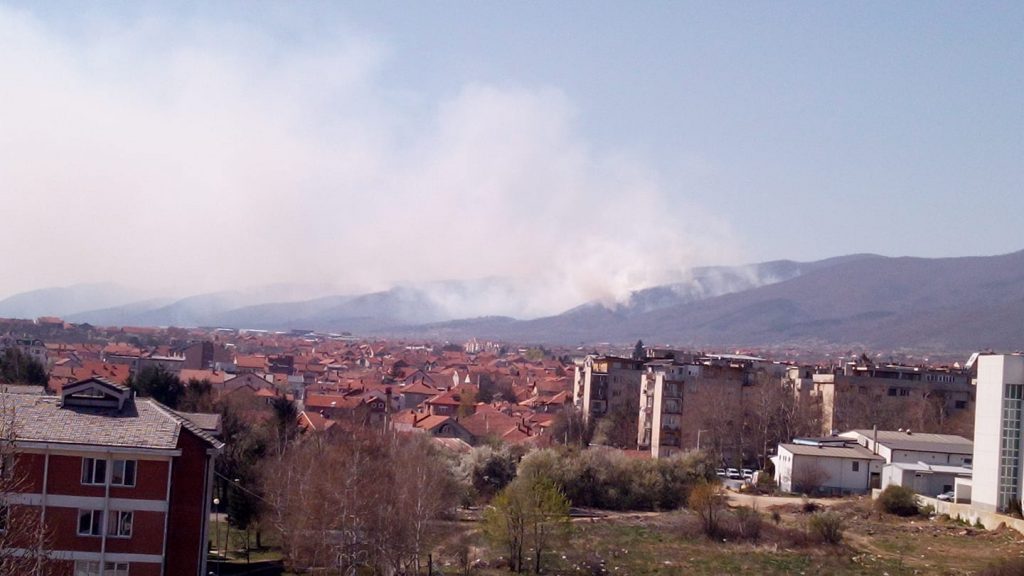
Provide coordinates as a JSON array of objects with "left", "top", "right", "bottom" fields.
[
  {"left": 689, "top": 482, "right": 727, "bottom": 538},
  {"left": 808, "top": 511, "right": 844, "bottom": 544},
  {"left": 734, "top": 506, "right": 763, "bottom": 542},
  {"left": 978, "top": 557, "right": 1024, "bottom": 576},
  {"left": 877, "top": 485, "right": 920, "bottom": 517},
  {"left": 518, "top": 446, "right": 714, "bottom": 511}
]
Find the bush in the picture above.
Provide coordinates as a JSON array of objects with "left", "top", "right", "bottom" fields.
[
  {"left": 979, "top": 558, "right": 1024, "bottom": 576},
  {"left": 518, "top": 446, "right": 715, "bottom": 511},
  {"left": 734, "top": 506, "right": 763, "bottom": 542},
  {"left": 808, "top": 511, "right": 844, "bottom": 544},
  {"left": 689, "top": 482, "right": 727, "bottom": 538},
  {"left": 877, "top": 485, "right": 920, "bottom": 517}
]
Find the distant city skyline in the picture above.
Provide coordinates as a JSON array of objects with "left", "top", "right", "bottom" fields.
[{"left": 1, "top": 1, "right": 1021, "bottom": 310}]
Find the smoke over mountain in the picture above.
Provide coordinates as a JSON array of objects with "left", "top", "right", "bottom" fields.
[{"left": 0, "top": 7, "right": 741, "bottom": 318}]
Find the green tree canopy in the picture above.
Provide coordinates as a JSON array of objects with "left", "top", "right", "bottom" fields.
[{"left": 129, "top": 365, "right": 183, "bottom": 408}]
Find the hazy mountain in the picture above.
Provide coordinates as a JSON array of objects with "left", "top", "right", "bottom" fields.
[
  {"left": 0, "top": 283, "right": 151, "bottom": 319},
  {"left": 403, "top": 251, "right": 1024, "bottom": 352},
  {"left": 9, "top": 251, "right": 1024, "bottom": 353}
]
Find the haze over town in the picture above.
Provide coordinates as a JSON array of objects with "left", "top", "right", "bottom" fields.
[{"left": 2, "top": 2, "right": 1021, "bottom": 320}]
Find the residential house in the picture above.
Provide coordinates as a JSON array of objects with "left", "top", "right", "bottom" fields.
[{"left": 0, "top": 377, "right": 222, "bottom": 575}]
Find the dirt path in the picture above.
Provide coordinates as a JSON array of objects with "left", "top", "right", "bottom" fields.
[{"left": 726, "top": 492, "right": 841, "bottom": 508}]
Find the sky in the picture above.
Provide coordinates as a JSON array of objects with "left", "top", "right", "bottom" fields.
[{"left": 1, "top": 1, "right": 1021, "bottom": 316}]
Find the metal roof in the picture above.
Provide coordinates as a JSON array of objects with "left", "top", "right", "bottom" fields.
[{"left": 779, "top": 443, "right": 884, "bottom": 460}]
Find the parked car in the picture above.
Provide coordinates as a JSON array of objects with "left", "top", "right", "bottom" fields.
[
  {"left": 741, "top": 468, "right": 754, "bottom": 481},
  {"left": 937, "top": 491, "right": 955, "bottom": 501},
  {"left": 716, "top": 468, "right": 726, "bottom": 477},
  {"left": 726, "top": 468, "right": 741, "bottom": 479}
]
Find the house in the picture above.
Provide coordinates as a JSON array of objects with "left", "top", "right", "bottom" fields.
[
  {"left": 839, "top": 429, "right": 973, "bottom": 492},
  {"left": 773, "top": 437, "right": 883, "bottom": 494},
  {"left": 0, "top": 376, "right": 223, "bottom": 575}
]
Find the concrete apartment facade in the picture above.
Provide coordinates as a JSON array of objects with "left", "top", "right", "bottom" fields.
[
  {"left": 973, "top": 354, "right": 1024, "bottom": 513},
  {"left": 793, "top": 362, "right": 974, "bottom": 436},
  {"left": 637, "top": 362, "right": 747, "bottom": 460},
  {"left": 573, "top": 356, "right": 644, "bottom": 424},
  {"left": 1, "top": 377, "right": 222, "bottom": 576}
]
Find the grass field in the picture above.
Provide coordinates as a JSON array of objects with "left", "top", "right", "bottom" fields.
[{"left": 214, "top": 496, "right": 1024, "bottom": 575}]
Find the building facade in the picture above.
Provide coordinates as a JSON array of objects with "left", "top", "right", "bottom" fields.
[
  {"left": 573, "top": 356, "right": 643, "bottom": 424},
  {"left": 973, "top": 354, "right": 1024, "bottom": 513},
  {"left": 1, "top": 377, "right": 222, "bottom": 575}
]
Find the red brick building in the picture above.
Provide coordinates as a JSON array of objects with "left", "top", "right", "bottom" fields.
[{"left": 2, "top": 377, "right": 222, "bottom": 576}]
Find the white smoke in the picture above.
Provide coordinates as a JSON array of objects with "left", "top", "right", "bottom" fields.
[{"left": 0, "top": 6, "right": 743, "bottom": 318}]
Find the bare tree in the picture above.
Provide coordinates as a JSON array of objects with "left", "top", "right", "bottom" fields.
[
  {"left": 0, "top": 397, "right": 56, "bottom": 575},
  {"left": 262, "top": 428, "right": 458, "bottom": 575},
  {"left": 792, "top": 460, "right": 829, "bottom": 495}
]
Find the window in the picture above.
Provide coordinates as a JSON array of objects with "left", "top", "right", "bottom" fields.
[
  {"left": 83, "top": 458, "right": 137, "bottom": 487},
  {"left": 74, "top": 561, "right": 129, "bottom": 576},
  {"left": 0, "top": 455, "right": 13, "bottom": 479},
  {"left": 81, "top": 458, "right": 106, "bottom": 485},
  {"left": 955, "top": 400, "right": 967, "bottom": 410},
  {"left": 107, "top": 510, "right": 133, "bottom": 538},
  {"left": 111, "top": 460, "right": 137, "bottom": 487},
  {"left": 78, "top": 510, "right": 132, "bottom": 537},
  {"left": 78, "top": 510, "right": 103, "bottom": 536},
  {"left": 0, "top": 504, "right": 7, "bottom": 532},
  {"left": 852, "top": 461, "right": 860, "bottom": 472}
]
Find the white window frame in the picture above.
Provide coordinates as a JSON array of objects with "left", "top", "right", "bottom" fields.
[
  {"left": 107, "top": 510, "right": 133, "bottom": 538},
  {"left": 111, "top": 460, "right": 137, "bottom": 487},
  {"left": 81, "top": 458, "right": 106, "bottom": 486},
  {"left": 74, "top": 561, "right": 129, "bottom": 576},
  {"left": 77, "top": 509, "right": 103, "bottom": 537}
]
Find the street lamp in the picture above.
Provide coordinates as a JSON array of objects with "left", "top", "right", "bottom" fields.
[{"left": 212, "top": 497, "right": 223, "bottom": 575}]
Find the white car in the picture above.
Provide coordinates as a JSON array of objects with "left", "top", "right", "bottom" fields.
[
  {"left": 937, "top": 491, "right": 955, "bottom": 501},
  {"left": 741, "top": 468, "right": 754, "bottom": 481},
  {"left": 726, "top": 468, "right": 741, "bottom": 479}
]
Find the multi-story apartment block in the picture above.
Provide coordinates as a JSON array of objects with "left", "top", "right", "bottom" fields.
[
  {"left": 794, "top": 361, "right": 974, "bottom": 436},
  {"left": 573, "top": 356, "right": 644, "bottom": 423},
  {"left": 1, "top": 376, "right": 222, "bottom": 575},
  {"left": 973, "top": 354, "right": 1024, "bottom": 513},
  {"left": 637, "top": 359, "right": 752, "bottom": 462}
]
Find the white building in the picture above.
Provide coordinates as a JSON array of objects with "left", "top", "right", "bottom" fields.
[
  {"left": 774, "top": 438, "right": 883, "bottom": 494},
  {"left": 973, "top": 354, "right": 1024, "bottom": 513}
]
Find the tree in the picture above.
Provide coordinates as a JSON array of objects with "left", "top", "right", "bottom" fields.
[
  {"left": 484, "top": 477, "right": 570, "bottom": 573},
  {"left": 0, "top": 396, "right": 56, "bottom": 574},
  {"left": 0, "top": 348, "right": 47, "bottom": 387},
  {"left": 262, "top": 430, "right": 458, "bottom": 574},
  {"left": 792, "top": 460, "right": 829, "bottom": 494},
  {"left": 689, "top": 482, "right": 726, "bottom": 538},
  {"left": 549, "top": 405, "right": 593, "bottom": 447},
  {"left": 179, "top": 378, "right": 215, "bottom": 413},
  {"left": 269, "top": 396, "right": 298, "bottom": 456},
  {"left": 631, "top": 339, "right": 645, "bottom": 361},
  {"left": 591, "top": 394, "right": 639, "bottom": 449},
  {"left": 129, "top": 365, "right": 183, "bottom": 408}
]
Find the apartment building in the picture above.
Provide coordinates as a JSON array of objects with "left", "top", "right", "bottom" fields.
[
  {"left": 636, "top": 360, "right": 749, "bottom": 461},
  {"left": 794, "top": 361, "right": 974, "bottom": 435},
  {"left": 1, "top": 377, "right": 223, "bottom": 576},
  {"left": 572, "top": 355, "right": 644, "bottom": 423},
  {"left": 973, "top": 354, "right": 1024, "bottom": 513}
]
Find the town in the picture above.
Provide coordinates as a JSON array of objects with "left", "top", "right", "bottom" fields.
[{"left": 0, "top": 316, "right": 1021, "bottom": 575}]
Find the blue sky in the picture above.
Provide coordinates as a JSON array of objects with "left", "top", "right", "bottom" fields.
[{"left": 1, "top": 1, "right": 1021, "bottom": 312}]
